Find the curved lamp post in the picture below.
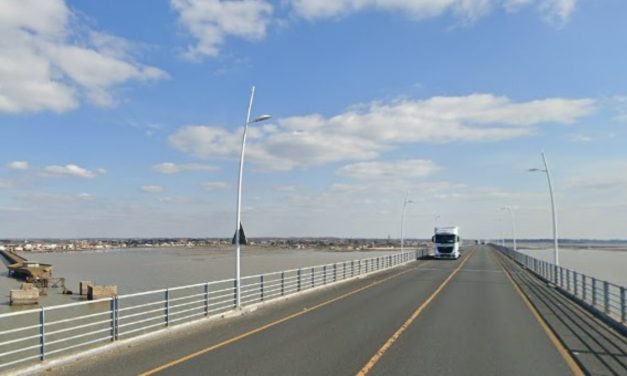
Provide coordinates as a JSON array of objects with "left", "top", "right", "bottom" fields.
[
  {"left": 400, "top": 192, "right": 414, "bottom": 252},
  {"left": 235, "top": 86, "right": 271, "bottom": 308},
  {"left": 500, "top": 206, "right": 517, "bottom": 251},
  {"left": 529, "top": 152, "right": 559, "bottom": 265}
]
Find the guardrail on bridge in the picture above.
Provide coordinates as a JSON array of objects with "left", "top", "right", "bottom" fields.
[
  {"left": 0, "top": 250, "right": 427, "bottom": 372},
  {"left": 497, "top": 246, "right": 626, "bottom": 329}
]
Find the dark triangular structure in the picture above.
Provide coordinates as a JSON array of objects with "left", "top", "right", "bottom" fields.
[{"left": 232, "top": 223, "right": 247, "bottom": 245}]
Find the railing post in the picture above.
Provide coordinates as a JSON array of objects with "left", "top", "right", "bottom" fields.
[
  {"left": 204, "top": 283, "right": 209, "bottom": 316},
  {"left": 233, "top": 280, "right": 238, "bottom": 307},
  {"left": 281, "top": 272, "right": 285, "bottom": 296},
  {"left": 574, "top": 272, "right": 578, "bottom": 297},
  {"left": 621, "top": 287, "right": 626, "bottom": 323},
  {"left": 323, "top": 265, "right": 327, "bottom": 284},
  {"left": 582, "top": 274, "right": 587, "bottom": 302},
  {"left": 333, "top": 263, "right": 337, "bottom": 282},
  {"left": 604, "top": 281, "right": 610, "bottom": 314},
  {"left": 566, "top": 270, "right": 570, "bottom": 292},
  {"left": 114, "top": 296, "right": 119, "bottom": 340},
  {"left": 343, "top": 262, "right": 346, "bottom": 280},
  {"left": 592, "top": 278, "right": 597, "bottom": 307},
  {"left": 351, "top": 260, "right": 354, "bottom": 277},
  {"left": 311, "top": 267, "right": 315, "bottom": 288},
  {"left": 165, "top": 289, "right": 170, "bottom": 326},
  {"left": 559, "top": 266, "right": 564, "bottom": 287},
  {"left": 40, "top": 306, "right": 46, "bottom": 361},
  {"left": 260, "top": 275, "right": 264, "bottom": 302},
  {"left": 298, "top": 269, "right": 302, "bottom": 291},
  {"left": 110, "top": 297, "right": 116, "bottom": 341}
]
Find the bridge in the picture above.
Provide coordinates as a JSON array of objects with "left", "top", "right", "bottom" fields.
[{"left": 1, "top": 245, "right": 626, "bottom": 375}]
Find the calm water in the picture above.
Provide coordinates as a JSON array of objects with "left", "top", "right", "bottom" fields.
[
  {"left": 0, "top": 247, "right": 396, "bottom": 313},
  {"left": 514, "top": 243, "right": 627, "bottom": 286}
]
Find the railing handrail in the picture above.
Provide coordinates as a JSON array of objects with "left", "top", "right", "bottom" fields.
[
  {"left": 0, "top": 250, "right": 425, "bottom": 372},
  {"left": 0, "top": 252, "right": 409, "bottom": 319},
  {"left": 496, "top": 244, "right": 626, "bottom": 326}
]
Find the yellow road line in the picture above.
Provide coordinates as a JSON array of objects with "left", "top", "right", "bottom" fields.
[
  {"left": 139, "top": 259, "right": 434, "bottom": 376},
  {"left": 493, "top": 251, "right": 584, "bottom": 376},
  {"left": 355, "top": 250, "right": 475, "bottom": 376}
]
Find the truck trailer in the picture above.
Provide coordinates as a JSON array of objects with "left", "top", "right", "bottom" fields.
[{"left": 432, "top": 226, "right": 461, "bottom": 259}]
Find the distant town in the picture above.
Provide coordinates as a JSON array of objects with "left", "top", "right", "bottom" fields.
[{"left": 0, "top": 238, "right": 432, "bottom": 253}]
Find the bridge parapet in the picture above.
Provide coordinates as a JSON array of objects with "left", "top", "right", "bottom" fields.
[
  {"left": 496, "top": 245, "right": 626, "bottom": 332},
  {"left": 0, "top": 250, "right": 426, "bottom": 373}
]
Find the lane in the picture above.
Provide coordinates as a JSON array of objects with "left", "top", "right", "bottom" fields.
[
  {"left": 46, "top": 256, "right": 451, "bottom": 376},
  {"left": 369, "top": 246, "right": 575, "bottom": 376},
  {"left": 496, "top": 249, "right": 627, "bottom": 375},
  {"left": 144, "top": 254, "right": 469, "bottom": 375}
]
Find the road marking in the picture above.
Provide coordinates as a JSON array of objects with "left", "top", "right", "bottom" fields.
[
  {"left": 493, "top": 252, "right": 584, "bottom": 376},
  {"left": 355, "top": 250, "right": 475, "bottom": 376},
  {"left": 139, "top": 259, "right": 435, "bottom": 376}
]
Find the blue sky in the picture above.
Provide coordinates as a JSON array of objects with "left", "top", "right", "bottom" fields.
[{"left": 1, "top": 0, "right": 626, "bottom": 239}]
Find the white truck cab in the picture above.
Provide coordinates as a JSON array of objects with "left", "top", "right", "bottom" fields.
[{"left": 432, "top": 226, "right": 461, "bottom": 259}]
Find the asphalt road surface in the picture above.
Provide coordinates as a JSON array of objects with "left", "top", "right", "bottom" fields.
[{"left": 41, "top": 245, "right": 622, "bottom": 376}]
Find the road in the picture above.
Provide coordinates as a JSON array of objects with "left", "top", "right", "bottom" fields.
[{"left": 43, "top": 245, "right": 623, "bottom": 376}]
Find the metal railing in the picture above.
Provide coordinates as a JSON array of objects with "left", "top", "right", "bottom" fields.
[
  {"left": 498, "top": 246, "right": 626, "bottom": 326},
  {"left": 0, "top": 250, "right": 426, "bottom": 371}
]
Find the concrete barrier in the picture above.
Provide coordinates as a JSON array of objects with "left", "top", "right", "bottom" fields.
[
  {"left": 88, "top": 285, "right": 118, "bottom": 300},
  {"left": 10, "top": 283, "right": 39, "bottom": 305},
  {"left": 79, "top": 281, "right": 93, "bottom": 296}
]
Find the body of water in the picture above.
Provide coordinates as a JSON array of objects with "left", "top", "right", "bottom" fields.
[
  {"left": 0, "top": 247, "right": 398, "bottom": 313},
  {"left": 514, "top": 242, "right": 626, "bottom": 286}
]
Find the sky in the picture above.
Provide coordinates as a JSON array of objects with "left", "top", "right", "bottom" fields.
[{"left": 1, "top": 0, "right": 626, "bottom": 240}]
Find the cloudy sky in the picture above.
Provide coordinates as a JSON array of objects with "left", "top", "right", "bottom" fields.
[{"left": 1, "top": 0, "right": 626, "bottom": 239}]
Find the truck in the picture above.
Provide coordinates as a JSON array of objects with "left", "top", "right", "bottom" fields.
[{"left": 431, "top": 226, "right": 461, "bottom": 259}]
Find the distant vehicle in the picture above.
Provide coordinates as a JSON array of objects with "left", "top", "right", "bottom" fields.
[{"left": 432, "top": 226, "right": 461, "bottom": 259}]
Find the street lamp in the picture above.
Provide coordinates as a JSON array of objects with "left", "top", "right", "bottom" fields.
[
  {"left": 529, "top": 152, "right": 559, "bottom": 265},
  {"left": 400, "top": 192, "right": 414, "bottom": 252},
  {"left": 500, "top": 206, "right": 517, "bottom": 251},
  {"left": 234, "top": 86, "right": 271, "bottom": 308},
  {"left": 498, "top": 216, "right": 505, "bottom": 247}
]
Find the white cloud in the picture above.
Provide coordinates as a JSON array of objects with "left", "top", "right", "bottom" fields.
[
  {"left": 564, "top": 169, "right": 627, "bottom": 192},
  {"left": 140, "top": 185, "right": 164, "bottom": 193},
  {"left": 274, "top": 185, "right": 297, "bottom": 192},
  {"left": 612, "top": 96, "right": 627, "bottom": 123},
  {"left": 152, "top": 162, "right": 219, "bottom": 174},
  {"left": 337, "top": 159, "right": 441, "bottom": 179},
  {"left": 0, "top": 0, "right": 166, "bottom": 113},
  {"left": 169, "top": 94, "right": 595, "bottom": 171},
  {"left": 201, "top": 181, "right": 229, "bottom": 191},
  {"left": 568, "top": 134, "right": 592, "bottom": 143},
  {"left": 537, "top": 0, "right": 577, "bottom": 26},
  {"left": 289, "top": 0, "right": 579, "bottom": 25},
  {"left": 0, "top": 180, "right": 12, "bottom": 189},
  {"left": 8, "top": 161, "right": 29, "bottom": 170},
  {"left": 171, "top": 0, "right": 273, "bottom": 60},
  {"left": 43, "top": 164, "right": 103, "bottom": 178}
]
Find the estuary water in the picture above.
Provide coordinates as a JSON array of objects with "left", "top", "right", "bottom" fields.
[
  {"left": 515, "top": 243, "right": 627, "bottom": 286},
  {"left": 0, "top": 247, "right": 397, "bottom": 313}
]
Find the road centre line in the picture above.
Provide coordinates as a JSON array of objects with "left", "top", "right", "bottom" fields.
[
  {"left": 139, "top": 259, "right": 436, "bottom": 376},
  {"left": 355, "top": 250, "right": 475, "bottom": 376}
]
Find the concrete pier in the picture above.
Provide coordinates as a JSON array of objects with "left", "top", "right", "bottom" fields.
[
  {"left": 88, "top": 285, "right": 118, "bottom": 300},
  {"left": 9, "top": 283, "right": 39, "bottom": 305}
]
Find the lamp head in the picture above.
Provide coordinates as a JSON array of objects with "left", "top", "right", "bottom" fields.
[{"left": 252, "top": 114, "right": 272, "bottom": 123}]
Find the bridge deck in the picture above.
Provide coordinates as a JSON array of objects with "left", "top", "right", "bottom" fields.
[{"left": 41, "top": 246, "right": 625, "bottom": 376}]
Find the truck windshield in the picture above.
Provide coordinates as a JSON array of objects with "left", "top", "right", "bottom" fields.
[{"left": 435, "top": 234, "right": 456, "bottom": 244}]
